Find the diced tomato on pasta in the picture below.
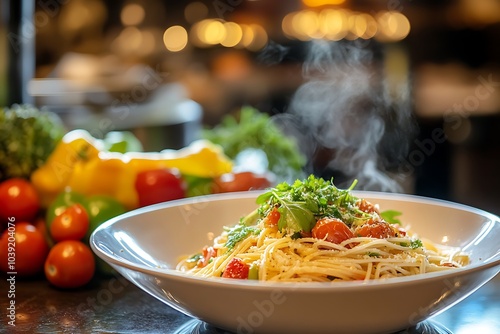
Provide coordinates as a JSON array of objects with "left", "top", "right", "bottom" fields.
[
  {"left": 354, "top": 220, "right": 396, "bottom": 239},
  {"left": 265, "top": 207, "right": 280, "bottom": 226},
  {"left": 198, "top": 246, "right": 217, "bottom": 268},
  {"left": 222, "top": 258, "right": 249, "bottom": 279},
  {"left": 311, "top": 217, "right": 354, "bottom": 244}
]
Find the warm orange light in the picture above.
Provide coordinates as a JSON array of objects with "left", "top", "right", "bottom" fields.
[
  {"left": 283, "top": 8, "right": 410, "bottom": 42},
  {"left": 303, "top": 0, "right": 345, "bottom": 7},
  {"left": 376, "top": 11, "right": 411, "bottom": 42},
  {"left": 204, "top": 20, "right": 226, "bottom": 45},
  {"left": 121, "top": 3, "right": 145, "bottom": 26},
  {"left": 246, "top": 24, "right": 268, "bottom": 51},
  {"left": 237, "top": 24, "right": 255, "bottom": 48},
  {"left": 221, "top": 22, "right": 243, "bottom": 47},
  {"left": 190, "top": 19, "right": 211, "bottom": 47},
  {"left": 282, "top": 12, "right": 295, "bottom": 38},
  {"left": 319, "top": 9, "right": 348, "bottom": 40},
  {"left": 350, "top": 13, "right": 377, "bottom": 39},
  {"left": 163, "top": 25, "right": 188, "bottom": 52}
]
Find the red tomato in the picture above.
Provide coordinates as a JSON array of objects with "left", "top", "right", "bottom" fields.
[
  {"left": 265, "top": 207, "right": 280, "bottom": 226},
  {"left": 0, "top": 178, "right": 40, "bottom": 223},
  {"left": 311, "top": 217, "right": 354, "bottom": 244},
  {"left": 50, "top": 203, "right": 90, "bottom": 242},
  {"left": 356, "top": 199, "right": 380, "bottom": 214},
  {"left": 212, "top": 172, "right": 272, "bottom": 193},
  {"left": 44, "top": 240, "right": 95, "bottom": 289},
  {"left": 0, "top": 222, "right": 49, "bottom": 276},
  {"left": 354, "top": 220, "right": 396, "bottom": 239},
  {"left": 222, "top": 257, "right": 249, "bottom": 279},
  {"left": 134, "top": 169, "right": 186, "bottom": 207},
  {"left": 198, "top": 245, "right": 217, "bottom": 268}
]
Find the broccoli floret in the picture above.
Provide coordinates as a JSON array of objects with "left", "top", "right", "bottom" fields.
[{"left": 0, "top": 104, "right": 66, "bottom": 180}]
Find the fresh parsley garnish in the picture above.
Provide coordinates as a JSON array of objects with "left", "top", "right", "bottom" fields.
[
  {"left": 400, "top": 239, "right": 423, "bottom": 249},
  {"left": 367, "top": 252, "right": 381, "bottom": 257},
  {"left": 410, "top": 239, "right": 423, "bottom": 249},
  {"left": 256, "top": 175, "right": 359, "bottom": 234}
]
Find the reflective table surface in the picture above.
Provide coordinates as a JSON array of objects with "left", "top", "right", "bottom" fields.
[{"left": 1, "top": 273, "right": 498, "bottom": 333}]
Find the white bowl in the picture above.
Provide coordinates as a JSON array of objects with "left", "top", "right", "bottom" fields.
[{"left": 90, "top": 191, "right": 500, "bottom": 334}]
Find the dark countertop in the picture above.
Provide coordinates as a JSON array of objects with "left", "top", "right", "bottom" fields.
[{"left": 1, "top": 273, "right": 499, "bottom": 333}]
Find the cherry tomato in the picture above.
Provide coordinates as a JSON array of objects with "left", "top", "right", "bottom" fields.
[
  {"left": 44, "top": 240, "right": 95, "bottom": 289},
  {"left": 197, "top": 245, "right": 217, "bottom": 268},
  {"left": 311, "top": 217, "right": 354, "bottom": 244},
  {"left": 212, "top": 171, "right": 272, "bottom": 193},
  {"left": 354, "top": 220, "right": 396, "bottom": 239},
  {"left": 34, "top": 216, "right": 55, "bottom": 248},
  {"left": 0, "top": 222, "right": 49, "bottom": 276},
  {"left": 0, "top": 178, "right": 40, "bottom": 223},
  {"left": 45, "top": 191, "right": 87, "bottom": 231},
  {"left": 265, "top": 207, "right": 280, "bottom": 226},
  {"left": 50, "top": 203, "right": 90, "bottom": 242},
  {"left": 356, "top": 199, "right": 380, "bottom": 214},
  {"left": 222, "top": 257, "right": 249, "bottom": 279},
  {"left": 134, "top": 169, "right": 186, "bottom": 207}
]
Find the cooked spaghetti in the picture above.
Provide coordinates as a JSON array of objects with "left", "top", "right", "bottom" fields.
[{"left": 177, "top": 175, "right": 469, "bottom": 282}]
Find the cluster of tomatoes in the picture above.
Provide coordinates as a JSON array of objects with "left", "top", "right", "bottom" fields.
[
  {"left": 0, "top": 169, "right": 273, "bottom": 289},
  {"left": 0, "top": 178, "right": 95, "bottom": 289}
]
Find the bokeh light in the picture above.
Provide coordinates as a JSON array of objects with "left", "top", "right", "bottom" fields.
[
  {"left": 121, "top": 3, "right": 145, "bottom": 26},
  {"left": 282, "top": 8, "right": 410, "bottom": 42},
  {"left": 163, "top": 25, "right": 188, "bottom": 52},
  {"left": 184, "top": 2, "right": 209, "bottom": 24}
]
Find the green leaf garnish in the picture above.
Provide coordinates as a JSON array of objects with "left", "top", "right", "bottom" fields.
[
  {"left": 256, "top": 175, "right": 359, "bottom": 234},
  {"left": 277, "top": 201, "right": 315, "bottom": 233},
  {"left": 380, "top": 210, "right": 402, "bottom": 225}
]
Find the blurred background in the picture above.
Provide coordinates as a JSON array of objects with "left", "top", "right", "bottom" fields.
[{"left": 1, "top": 0, "right": 499, "bottom": 215}]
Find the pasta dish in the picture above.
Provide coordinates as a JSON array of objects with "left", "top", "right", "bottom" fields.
[{"left": 177, "top": 175, "right": 469, "bottom": 282}]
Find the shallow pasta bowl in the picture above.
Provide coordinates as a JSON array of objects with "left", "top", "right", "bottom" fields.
[{"left": 90, "top": 191, "right": 500, "bottom": 334}]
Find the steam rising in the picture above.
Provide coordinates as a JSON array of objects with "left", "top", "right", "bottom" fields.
[{"left": 287, "top": 39, "right": 415, "bottom": 192}]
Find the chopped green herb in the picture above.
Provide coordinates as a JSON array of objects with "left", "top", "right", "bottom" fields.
[
  {"left": 381, "top": 210, "right": 403, "bottom": 225},
  {"left": 367, "top": 252, "right": 381, "bottom": 257},
  {"left": 400, "top": 239, "right": 423, "bottom": 249},
  {"left": 224, "top": 223, "right": 261, "bottom": 250},
  {"left": 410, "top": 239, "right": 423, "bottom": 249},
  {"left": 186, "top": 253, "right": 204, "bottom": 263}
]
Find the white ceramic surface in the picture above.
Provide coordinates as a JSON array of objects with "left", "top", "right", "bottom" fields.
[{"left": 90, "top": 191, "right": 500, "bottom": 334}]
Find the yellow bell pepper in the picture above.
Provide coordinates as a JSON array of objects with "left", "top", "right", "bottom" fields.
[
  {"left": 31, "top": 130, "right": 233, "bottom": 210},
  {"left": 30, "top": 129, "right": 101, "bottom": 207}
]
